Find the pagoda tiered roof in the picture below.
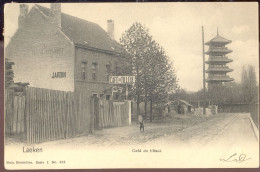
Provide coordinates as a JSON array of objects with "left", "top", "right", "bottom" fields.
[
  {"left": 205, "top": 47, "right": 232, "bottom": 55},
  {"left": 206, "top": 66, "right": 233, "bottom": 73},
  {"left": 206, "top": 76, "right": 234, "bottom": 82},
  {"left": 205, "top": 57, "right": 233, "bottom": 64},
  {"left": 205, "top": 31, "right": 234, "bottom": 84},
  {"left": 205, "top": 35, "right": 232, "bottom": 45}
]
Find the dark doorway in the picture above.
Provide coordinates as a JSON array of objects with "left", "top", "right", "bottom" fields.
[
  {"left": 188, "top": 106, "right": 191, "bottom": 113},
  {"left": 178, "top": 105, "right": 181, "bottom": 114},
  {"left": 93, "top": 97, "right": 100, "bottom": 130}
]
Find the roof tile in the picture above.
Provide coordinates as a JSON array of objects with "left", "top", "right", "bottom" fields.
[
  {"left": 205, "top": 35, "right": 232, "bottom": 45},
  {"left": 36, "top": 5, "right": 123, "bottom": 53}
]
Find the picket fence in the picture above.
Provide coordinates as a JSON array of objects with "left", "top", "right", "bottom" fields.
[{"left": 5, "top": 87, "right": 131, "bottom": 143}]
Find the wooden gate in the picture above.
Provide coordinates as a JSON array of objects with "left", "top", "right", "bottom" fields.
[{"left": 93, "top": 98, "right": 130, "bottom": 129}]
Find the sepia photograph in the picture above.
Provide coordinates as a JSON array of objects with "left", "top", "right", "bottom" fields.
[{"left": 4, "top": 2, "right": 259, "bottom": 169}]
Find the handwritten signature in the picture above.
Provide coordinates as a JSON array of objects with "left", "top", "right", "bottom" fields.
[{"left": 220, "top": 153, "right": 251, "bottom": 163}]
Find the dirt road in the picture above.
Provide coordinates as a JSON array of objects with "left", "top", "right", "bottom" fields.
[
  {"left": 160, "top": 113, "right": 259, "bottom": 147},
  {"left": 5, "top": 113, "right": 259, "bottom": 169},
  {"left": 13, "top": 113, "right": 255, "bottom": 148},
  {"left": 5, "top": 113, "right": 258, "bottom": 147}
]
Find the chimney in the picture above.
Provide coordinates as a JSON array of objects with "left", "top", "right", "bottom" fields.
[
  {"left": 107, "top": 20, "right": 115, "bottom": 40},
  {"left": 50, "top": 3, "right": 61, "bottom": 28},
  {"left": 18, "top": 4, "right": 29, "bottom": 29}
]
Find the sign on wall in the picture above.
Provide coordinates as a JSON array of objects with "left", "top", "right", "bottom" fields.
[
  {"left": 52, "top": 72, "right": 66, "bottom": 78},
  {"left": 109, "top": 76, "right": 135, "bottom": 85}
]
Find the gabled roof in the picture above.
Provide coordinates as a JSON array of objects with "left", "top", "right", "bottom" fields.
[
  {"left": 169, "top": 100, "right": 193, "bottom": 107},
  {"left": 35, "top": 5, "right": 123, "bottom": 54},
  {"left": 179, "top": 100, "right": 193, "bottom": 107},
  {"left": 205, "top": 35, "right": 232, "bottom": 46}
]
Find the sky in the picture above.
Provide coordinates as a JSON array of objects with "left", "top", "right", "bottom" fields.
[{"left": 4, "top": 2, "right": 259, "bottom": 92}]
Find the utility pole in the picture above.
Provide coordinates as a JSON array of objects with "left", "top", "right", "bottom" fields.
[{"left": 202, "top": 26, "right": 206, "bottom": 115}]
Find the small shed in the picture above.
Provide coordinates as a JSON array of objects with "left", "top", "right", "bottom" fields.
[{"left": 168, "top": 100, "right": 193, "bottom": 114}]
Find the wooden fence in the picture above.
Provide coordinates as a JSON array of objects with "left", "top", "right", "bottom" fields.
[
  {"left": 5, "top": 87, "right": 131, "bottom": 143},
  {"left": 96, "top": 100, "right": 130, "bottom": 129},
  {"left": 25, "top": 87, "right": 94, "bottom": 143},
  {"left": 5, "top": 89, "right": 25, "bottom": 134},
  {"left": 113, "top": 102, "right": 130, "bottom": 127}
]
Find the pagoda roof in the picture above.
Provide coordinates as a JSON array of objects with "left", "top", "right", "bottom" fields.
[
  {"left": 206, "top": 66, "right": 233, "bottom": 73},
  {"left": 206, "top": 76, "right": 234, "bottom": 82},
  {"left": 205, "top": 35, "right": 232, "bottom": 45},
  {"left": 205, "top": 48, "right": 232, "bottom": 55},
  {"left": 205, "top": 57, "right": 233, "bottom": 64}
]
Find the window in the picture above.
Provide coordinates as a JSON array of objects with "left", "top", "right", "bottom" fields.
[
  {"left": 92, "top": 63, "right": 97, "bottom": 80},
  {"left": 92, "top": 93, "right": 98, "bottom": 98},
  {"left": 81, "top": 62, "right": 87, "bottom": 80},
  {"left": 106, "top": 64, "right": 111, "bottom": 82},
  {"left": 106, "top": 95, "right": 111, "bottom": 100}
]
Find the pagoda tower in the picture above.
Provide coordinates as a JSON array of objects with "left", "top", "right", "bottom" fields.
[{"left": 205, "top": 30, "right": 234, "bottom": 90}]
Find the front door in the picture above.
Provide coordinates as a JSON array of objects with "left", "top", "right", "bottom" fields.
[{"left": 93, "top": 96, "right": 100, "bottom": 130}]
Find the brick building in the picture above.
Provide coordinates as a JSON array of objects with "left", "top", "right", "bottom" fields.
[{"left": 5, "top": 4, "right": 124, "bottom": 99}]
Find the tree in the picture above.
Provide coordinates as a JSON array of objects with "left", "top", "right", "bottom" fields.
[
  {"left": 120, "top": 22, "right": 153, "bottom": 117},
  {"left": 5, "top": 58, "right": 29, "bottom": 94},
  {"left": 146, "top": 44, "right": 178, "bottom": 121},
  {"left": 5, "top": 58, "right": 15, "bottom": 88},
  {"left": 120, "top": 22, "right": 178, "bottom": 121},
  {"left": 241, "top": 65, "right": 258, "bottom": 102}
]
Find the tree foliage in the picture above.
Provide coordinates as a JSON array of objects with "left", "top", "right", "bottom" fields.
[
  {"left": 174, "top": 65, "right": 258, "bottom": 106},
  {"left": 241, "top": 65, "right": 258, "bottom": 102},
  {"left": 119, "top": 22, "right": 178, "bottom": 120},
  {"left": 5, "top": 58, "right": 15, "bottom": 88}
]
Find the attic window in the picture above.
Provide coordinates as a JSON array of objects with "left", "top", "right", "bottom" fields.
[{"left": 84, "top": 41, "right": 88, "bottom": 44}]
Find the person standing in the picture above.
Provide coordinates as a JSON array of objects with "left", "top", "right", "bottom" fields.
[{"left": 138, "top": 115, "right": 144, "bottom": 132}]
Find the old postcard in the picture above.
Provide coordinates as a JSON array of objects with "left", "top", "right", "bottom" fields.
[{"left": 4, "top": 2, "right": 259, "bottom": 169}]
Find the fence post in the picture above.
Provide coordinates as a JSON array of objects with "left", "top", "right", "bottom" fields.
[
  {"left": 25, "top": 87, "right": 31, "bottom": 143},
  {"left": 127, "top": 100, "right": 131, "bottom": 125},
  {"left": 90, "top": 97, "right": 94, "bottom": 133}
]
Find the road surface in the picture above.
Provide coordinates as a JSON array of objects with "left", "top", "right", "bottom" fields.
[
  {"left": 160, "top": 113, "right": 259, "bottom": 148},
  {"left": 5, "top": 113, "right": 258, "bottom": 147},
  {"left": 5, "top": 113, "right": 259, "bottom": 168}
]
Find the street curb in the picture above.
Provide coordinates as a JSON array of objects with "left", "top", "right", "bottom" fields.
[{"left": 249, "top": 115, "right": 259, "bottom": 141}]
